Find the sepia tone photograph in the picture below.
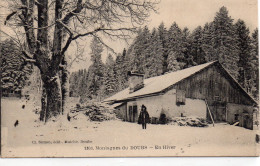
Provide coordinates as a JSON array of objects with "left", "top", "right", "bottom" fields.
[{"left": 0, "top": 0, "right": 259, "bottom": 158}]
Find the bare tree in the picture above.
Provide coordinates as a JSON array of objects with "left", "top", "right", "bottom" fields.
[{"left": 3, "top": 0, "right": 158, "bottom": 122}]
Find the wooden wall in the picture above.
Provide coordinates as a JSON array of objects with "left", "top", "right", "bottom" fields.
[{"left": 173, "top": 64, "right": 255, "bottom": 106}]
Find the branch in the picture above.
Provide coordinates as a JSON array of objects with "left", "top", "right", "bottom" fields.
[
  {"left": 83, "top": 1, "right": 105, "bottom": 10},
  {"left": 92, "top": 34, "right": 116, "bottom": 54},
  {"left": 62, "top": 0, "right": 83, "bottom": 25},
  {"left": 4, "top": 11, "right": 17, "bottom": 25},
  {"left": 60, "top": 27, "right": 135, "bottom": 57},
  {"left": 60, "top": 27, "right": 102, "bottom": 56},
  {"left": 72, "top": 27, "right": 135, "bottom": 40},
  {"left": 61, "top": 35, "right": 73, "bottom": 56},
  {"left": 20, "top": 22, "right": 56, "bottom": 30},
  {"left": 20, "top": 0, "right": 37, "bottom": 53},
  {"left": 57, "top": 20, "right": 73, "bottom": 35},
  {"left": 67, "top": 41, "right": 87, "bottom": 68}
]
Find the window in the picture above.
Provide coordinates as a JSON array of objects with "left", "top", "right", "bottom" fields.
[
  {"left": 176, "top": 90, "right": 186, "bottom": 105},
  {"left": 234, "top": 114, "right": 239, "bottom": 121}
]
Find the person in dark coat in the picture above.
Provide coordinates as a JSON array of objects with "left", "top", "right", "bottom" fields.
[{"left": 139, "top": 105, "right": 150, "bottom": 129}]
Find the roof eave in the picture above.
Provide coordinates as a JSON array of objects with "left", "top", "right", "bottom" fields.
[{"left": 114, "top": 91, "right": 163, "bottom": 103}]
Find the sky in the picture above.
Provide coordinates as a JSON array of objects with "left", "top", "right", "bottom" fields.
[
  {"left": 70, "top": 0, "right": 258, "bottom": 72},
  {"left": 148, "top": 0, "right": 257, "bottom": 31}
]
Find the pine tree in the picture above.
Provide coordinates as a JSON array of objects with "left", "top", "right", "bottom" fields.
[
  {"left": 120, "top": 48, "right": 131, "bottom": 88},
  {"left": 69, "top": 72, "right": 77, "bottom": 97},
  {"left": 166, "top": 22, "right": 183, "bottom": 71},
  {"left": 181, "top": 27, "right": 194, "bottom": 68},
  {"left": 158, "top": 22, "right": 169, "bottom": 73},
  {"left": 1, "top": 39, "right": 32, "bottom": 94},
  {"left": 234, "top": 19, "right": 252, "bottom": 90},
  {"left": 78, "top": 69, "right": 89, "bottom": 98},
  {"left": 212, "top": 6, "right": 239, "bottom": 79},
  {"left": 190, "top": 26, "right": 206, "bottom": 65},
  {"left": 103, "top": 54, "right": 116, "bottom": 97},
  {"left": 167, "top": 22, "right": 182, "bottom": 68},
  {"left": 167, "top": 51, "right": 181, "bottom": 72},
  {"left": 201, "top": 22, "right": 215, "bottom": 62},
  {"left": 130, "top": 26, "right": 151, "bottom": 73},
  {"left": 114, "top": 49, "right": 129, "bottom": 91},
  {"left": 87, "top": 37, "right": 105, "bottom": 100},
  {"left": 144, "top": 28, "right": 164, "bottom": 77},
  {"left": 250, "top": 28, "right": 259, "bottom": 99}
]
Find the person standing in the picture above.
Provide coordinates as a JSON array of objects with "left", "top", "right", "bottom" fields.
[{"left": 139, "top": 105, "right": 150, "bottom": 129}]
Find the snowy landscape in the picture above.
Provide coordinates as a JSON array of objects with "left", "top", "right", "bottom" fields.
[{"left": 1, "top": 98, "right": 259, "bottom": 157}]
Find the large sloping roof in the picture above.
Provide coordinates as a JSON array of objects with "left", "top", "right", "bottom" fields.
[{"left": 104, "top": 61, "right": 217, "bottom": 102}]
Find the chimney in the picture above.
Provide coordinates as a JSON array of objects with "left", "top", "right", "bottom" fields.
[{"left": 128, "top": 71, "right": 144, "bottom": 93}]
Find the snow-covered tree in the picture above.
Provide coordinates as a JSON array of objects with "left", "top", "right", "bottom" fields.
[
  {"left": 212, "top": 6, "right": 239, "bottom": 79},
  {"left": 234, "top": 19, "right": 253, "bottom": 89},
  {"left": 87, "top": 37, "right": 105, "bottom": 100},
  {"left": 1, "top": 39, "right": 32, "bottom": 94},
  {"left": 201, "top": 22, "right": 215, "bottom": 62},
  {"left": 144, "top": 28, "right": 164, "bottom": 78},
  {"left": 190, "top": 26, "right": 206, "bottom": 65},
  {"left": 158, "top": 22, "right": 169, "bottom": 73},
  {"left": 250, "top": 28, "right": 259, "bottom": 99},
  {"left": 103, "top": 54, "right": 116, "bottom": 97}
]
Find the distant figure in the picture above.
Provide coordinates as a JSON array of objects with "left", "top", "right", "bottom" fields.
[
  {"left": 22, "top": 105, "right": 25, "bottom": 109},
  {"left": 67, "top": 113, "right": 71, "bottom": 121},
  {"left": 14, "top": 120, "right": 19, "bottom": 127},
  {"left": 138, "top": 105, "right": 150, "bottom": 129}
]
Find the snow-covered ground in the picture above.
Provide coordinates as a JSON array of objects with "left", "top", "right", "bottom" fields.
[{"left": 1, "top": 98, "right": 259, "bottom": 157}]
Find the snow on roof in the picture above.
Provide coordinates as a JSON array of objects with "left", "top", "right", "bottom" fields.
[{"left": 104, "top": 61, "right": 217, "bottom": 102}]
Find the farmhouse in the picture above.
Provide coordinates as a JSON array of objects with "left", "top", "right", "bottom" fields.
[{"left": 104, "top": 61, "right": 258, "bottom": 130}]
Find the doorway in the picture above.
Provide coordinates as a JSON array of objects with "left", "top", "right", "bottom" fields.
[
  {"left": 159, "top": 113, "right": 167, "bottom": 124},
  {"left": 211, "top": 101, "right": 226, "bottom": 122},
  {"left": 128, "top": 105, "right": 138, "bottom": 122},
  {"left": 128, "top": 106, "right": 132, "bottom": 122},
  {"left": 133, "top": 105, "right": 138, "bottom": 122},
  {"left": 242, "top": 112, "right": 252, "bottom": 129}
]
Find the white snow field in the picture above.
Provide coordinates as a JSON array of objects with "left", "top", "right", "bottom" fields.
[{"left": 1, "top": 98, "right": 259, "bottom": 157}]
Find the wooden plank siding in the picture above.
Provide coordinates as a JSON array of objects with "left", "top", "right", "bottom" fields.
[{"left": 172, "top": 63, "right": 254, "bottom": 106}]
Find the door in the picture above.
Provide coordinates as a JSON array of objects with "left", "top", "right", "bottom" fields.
[
  {"left": 212, "top": 102, "right": 226, "bottom": 122},
  {"left": 133, "top": 105, "right": 138, "bottom": 122},
  {"left": 216, "top": 107, "right": 226, "bottom": 122},
  {"left": 242, "top": 113, "right": 253, "bottom": 129},
  {"left": 128, "top": 106, "right": 133, "bottom": 122}
]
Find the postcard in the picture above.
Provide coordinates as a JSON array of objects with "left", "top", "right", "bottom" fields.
[{"left": 0, "top": 0, "right": 259, "bottom": 157}]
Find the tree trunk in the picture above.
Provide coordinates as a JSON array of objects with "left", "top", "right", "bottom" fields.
[
  {"left": 40, "top": 74, "right": 62, "bottom": 122},
  {"left": 39, "top": 83, "right": 47, "bottom": 121},
  {"left": 61, "top": 57, "right": 69, "bottom": 115}
]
